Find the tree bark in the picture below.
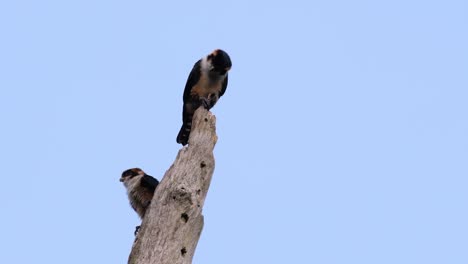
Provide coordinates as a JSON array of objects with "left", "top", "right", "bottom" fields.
[{"left": 128, "top": 107, "right": 217, "bottom": 264}]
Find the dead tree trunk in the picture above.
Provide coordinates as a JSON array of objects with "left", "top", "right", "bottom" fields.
[{"left": 128, "top": 107, "right": 217, "bottom": 264}]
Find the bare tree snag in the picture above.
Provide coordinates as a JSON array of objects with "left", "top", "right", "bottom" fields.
[{"left": 128, "top": 107, "right": 217, "bottom": 264}]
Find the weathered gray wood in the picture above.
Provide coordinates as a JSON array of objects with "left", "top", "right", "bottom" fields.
[{"left": 128, "top": 107, "right": 217, "bottom": 264}]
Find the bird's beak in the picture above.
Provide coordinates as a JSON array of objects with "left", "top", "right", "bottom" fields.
[{"left": 119, "top": 177, "right": 124, "bottom": 182}]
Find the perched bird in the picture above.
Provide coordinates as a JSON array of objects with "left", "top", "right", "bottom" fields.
[
  {"left": 120, "top": 168, "right": 159, "bottom": 234},
  {"left": 176, "top": 49, "right": 232, "bottom": 145}
]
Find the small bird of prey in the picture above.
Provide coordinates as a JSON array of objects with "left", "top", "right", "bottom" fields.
[
  {"left": 176, "top": 49, "right": 232, "bottom": 145},
  {"left": 120, "top": 168, "right": 159, "bottom": 235}
]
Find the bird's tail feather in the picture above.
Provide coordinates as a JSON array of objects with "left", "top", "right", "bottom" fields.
[{"left": 176, "top": 122, "right": 192, "bottom": 146}]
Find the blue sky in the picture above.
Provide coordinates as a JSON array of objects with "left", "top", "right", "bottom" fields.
[{"left": 1, "top": 1, "right": 467, "bottom": 263}]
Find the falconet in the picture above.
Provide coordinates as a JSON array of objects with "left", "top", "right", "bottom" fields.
[
  {"left": 120, "top": 168, "right": 159, "bottom": 234},
  {"left": 176, "top": 49, "right": 232, "bottom": 145}
]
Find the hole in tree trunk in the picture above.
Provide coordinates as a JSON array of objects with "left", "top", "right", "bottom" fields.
[{"left": 181, "top": 213, "right": 189, "bottom": 223}]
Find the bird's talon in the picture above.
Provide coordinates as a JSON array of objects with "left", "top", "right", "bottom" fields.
[
  {"left": 201, "top": 98, "right": 210, "bottom": 109},
  {"left": 134, "top": 225, "right": 141, "bottom": 236}
]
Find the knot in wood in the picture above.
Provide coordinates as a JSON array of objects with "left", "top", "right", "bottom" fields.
[{"left": 169, "top": 188, "right": 193, "bottom": 205}]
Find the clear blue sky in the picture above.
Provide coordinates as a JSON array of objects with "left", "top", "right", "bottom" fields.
[{"left": 1, "top": 1, "right": 467, "bottom": 263}]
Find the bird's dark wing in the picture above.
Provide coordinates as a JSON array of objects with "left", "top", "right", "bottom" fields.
[
  {"left": 141, "top": 174, "right": 159, "bottom": 192},
  {"left": 182, "top": 60, "right": 202, "bottom": 102},
  {"left": 219, "top": 74, "right": 228, "bottom": 97}
]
